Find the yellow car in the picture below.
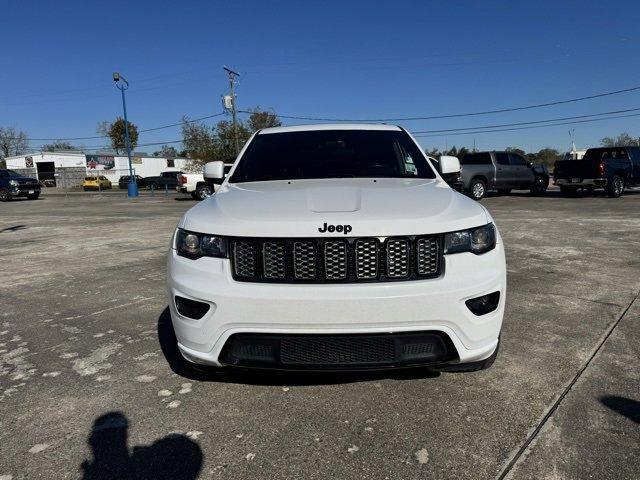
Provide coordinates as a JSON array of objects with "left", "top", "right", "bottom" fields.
[{"left": 83, "top": 175, "right": 112, "bottom": 191}]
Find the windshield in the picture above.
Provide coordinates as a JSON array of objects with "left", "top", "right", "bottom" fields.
[{"left": 229, "top": 130, "right": 436, "bottom": 183}]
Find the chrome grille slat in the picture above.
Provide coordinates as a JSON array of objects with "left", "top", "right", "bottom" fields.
[
  {"left": 355, "top": 239, "right": 378, "bottom": 279},
  {"left": 386, "top": 239, "right": 410, "bottom": 278},
  {"left": 324, "top": 241, "right": 348, "bottom": 280},
  {"left": 263, "top": 242, "right": 286, "bottom": 279},
  {"left": 229, "top": 236, "right": 441, "bottom": 283},
  {"left": 293, "top": 241, "right": 317, "bottom": 279},
  {"left": 233, "top": 241, "right": 256, "bottom": 278},
  {"left": 416, "top": 237, "right": 439, "bottom": 275}
]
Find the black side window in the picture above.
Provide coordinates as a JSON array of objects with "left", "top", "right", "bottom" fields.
[
  {"left": 167, "top": 159, "right": 175, "bottom": 168},
  {"left": 508, "top": 153, "right": 527, "bottom": 166},
  {"left": 495, "top": 152, "right": 510, "bottom": 165},
  {"left": 461, "top": 153, "right": 491, "bottom": 165}
]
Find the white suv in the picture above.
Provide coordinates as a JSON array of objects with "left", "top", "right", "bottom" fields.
[{"left": 167, "top": 124, "right": 506, "bottom": 372}]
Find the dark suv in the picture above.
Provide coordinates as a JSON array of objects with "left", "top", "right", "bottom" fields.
[
  {"left": 460, "top": 151, "right": 549, "bottom": 200},
  {"left": 0, "top": 169, "right": 41, "bottom": 201}
]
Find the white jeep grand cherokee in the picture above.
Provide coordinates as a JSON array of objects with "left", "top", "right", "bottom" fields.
[{"left": 167, "top": 124, "right": 505, "bottom": 372}]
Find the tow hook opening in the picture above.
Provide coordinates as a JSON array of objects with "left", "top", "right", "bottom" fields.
[{"left": 465, "top": 291, "right": 500, "bottom": 316}]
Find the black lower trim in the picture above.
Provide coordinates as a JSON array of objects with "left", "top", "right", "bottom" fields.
[{"left": 219, "top": 331, "right": 458, "bottom": 371}]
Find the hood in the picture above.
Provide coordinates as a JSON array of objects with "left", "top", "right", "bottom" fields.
[{"left": 181, "top": 178, "right": 489, "bottom": 237}]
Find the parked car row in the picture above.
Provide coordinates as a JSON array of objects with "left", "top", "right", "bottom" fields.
[{"left": 447, "top": 146, "right": 638, "bottom": 200}]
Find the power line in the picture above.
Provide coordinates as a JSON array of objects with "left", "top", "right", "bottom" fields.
[
  {"left": 239, "top": 83, "right": 640, "bottom": 122},
  {"left": 413, "top": 112, "right": 640, "bottom": 138},
  {"left": 20, "top": 112, "right": 225, "bottom": 141},
  {"left": 412, "top": 106, "right": 640, "bottom": 134}
]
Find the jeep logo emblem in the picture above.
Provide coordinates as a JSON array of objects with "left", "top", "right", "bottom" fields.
[{"left": 318, "top": 223, "right": 352, "bottom": 234}]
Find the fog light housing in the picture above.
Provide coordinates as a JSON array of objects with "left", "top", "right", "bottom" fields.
[
  {"left": 465, "top": 291, "right": 500, "bottom": 316},
  {"left": 175, "top": 296, "right": 210, "bottom": 319}
]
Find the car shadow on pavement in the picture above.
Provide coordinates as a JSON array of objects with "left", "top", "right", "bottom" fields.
[
  {"left": 80, "top": 411, "right": 202, "bottom": 480},
  {"left": 600, "top": 395, "right": 640, "bottom": 424},
  {"left": 157, "top": 307, "right": 440, "bottom": 386}
]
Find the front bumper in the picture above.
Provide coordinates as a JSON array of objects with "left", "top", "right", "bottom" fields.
[
  {"left": 11, "top": 186, "right": 41, "bottom": 197},
  {"left": 167, "top": 240, "right": 506, "bottom": 368}
]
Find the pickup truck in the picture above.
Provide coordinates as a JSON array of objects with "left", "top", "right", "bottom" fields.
[
  {"left": 460, "top": 151, "right": 549, "bottom": 200},
  {"left": 143, "top": 170, "right": 182, "bottom": 191},
  {"left": 0, "top": 169, "right": 41, "bottom": 201},
  {"left": 177, "top": 164, "right": 234, "bottom": 200},
  {"left": 553, "top": 146, "right": 640, "bottom": 197},
  {"left": 167, "top": 124, "right": 505, "bottom": 374}
]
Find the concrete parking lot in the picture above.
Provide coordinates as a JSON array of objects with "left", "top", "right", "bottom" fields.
[{"left": 1, "top": 190, "right": 638, "bottom": 480}]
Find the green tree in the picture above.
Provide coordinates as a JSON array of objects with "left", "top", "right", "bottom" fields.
[
  {"left": 99, "top": 118, "right": 138, "bottom": 153},
  {"left": 600, "top": 132, "right": 639, "bottom": 147},
  {"left": 506, "top": 146, "right": 526, "bottom": 157},
  {"left": 535, "top": 148, "right": 561, "bottom": 168},
  {"left": 246, "top": 108, "right": 282, "bottom": 131},
  {"left": 153, "top": 144, "right": 179, "bottom": 158},
  {"left": 424, "top": 147, "right": 440, "bottom": 158},
  {"left": 181, "top": 108, "right": 281, "bottom": 168}
]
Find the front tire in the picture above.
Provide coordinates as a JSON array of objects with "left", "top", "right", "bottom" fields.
[
  {"left": 0, "top": 188, "right": 12, "bottom": 202},
  {"left": 607, "top": 175, "right": 624, "bottom": 198},
  {"left": 468, "top": 178, "right": 486, "bottom": 201},
  {"left": 530, "top": 176, "right": 548, "bottom": 196},
  {"left": 196, "top": 184, "right": 214, "bottom": 200}
]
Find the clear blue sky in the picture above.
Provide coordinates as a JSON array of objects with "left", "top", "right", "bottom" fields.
[{"left": 2, "top": 0, "right": 640, "bottom": 154}]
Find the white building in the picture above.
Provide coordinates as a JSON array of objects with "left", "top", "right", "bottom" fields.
[{"left": 5, "top": 151, "right": 194, "bottom": 188}]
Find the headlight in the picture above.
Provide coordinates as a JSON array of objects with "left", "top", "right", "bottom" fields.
[
  {"left": 444, "top": 223, "right": 496, "bottom": 255},
  {"left": 9, "top": 180, "right": 18, "bottom": 186},
  {"left": 176, "top": 228, "right": 228, "bottom": 259}
]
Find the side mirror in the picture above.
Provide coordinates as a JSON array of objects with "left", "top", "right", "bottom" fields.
[
  {"left": 439, "top": 156, "right": 461, "bottom": 174},
  {"left": 203, "top": 161, "right": 224, "bottom": 180}
]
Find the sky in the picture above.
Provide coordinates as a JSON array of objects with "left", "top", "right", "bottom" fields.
[{"left": 2, "top": 0, "right": 640, "bottom": 154}]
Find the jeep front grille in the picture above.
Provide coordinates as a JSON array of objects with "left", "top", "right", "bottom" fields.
[{"left": 230, "top": 235, "right": 442, "bottom": 283}]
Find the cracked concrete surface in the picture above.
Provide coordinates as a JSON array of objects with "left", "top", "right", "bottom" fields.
[{"left": 0, "top": 190, "right": 638, "bottom": 479}]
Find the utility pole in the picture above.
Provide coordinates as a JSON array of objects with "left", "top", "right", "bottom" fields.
[{"left": 223, "top": 66, "right": 240, "bottom": 155}]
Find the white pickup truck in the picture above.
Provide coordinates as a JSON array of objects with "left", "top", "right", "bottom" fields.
[
  {"left": 167, "top": 124, "right": 506, "bottom": 373},
  {"left": 177, "top": 164, "right": 234, "bottom": 200}
]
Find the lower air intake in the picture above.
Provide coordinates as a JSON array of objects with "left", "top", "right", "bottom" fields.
[{"left": 219, "top": 332, "right": 457, "bottom": 370}]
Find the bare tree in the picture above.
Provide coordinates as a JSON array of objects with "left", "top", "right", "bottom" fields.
[
  {"left": 0, "top": 127, "right": 29, "bottom": 161},
  {"left": 41, "top": 141, "right": 80, "bottom": 152}
]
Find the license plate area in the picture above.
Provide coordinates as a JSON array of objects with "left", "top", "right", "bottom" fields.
[{"left": 571, "top": 178, "right": 580, "bottom": 183}]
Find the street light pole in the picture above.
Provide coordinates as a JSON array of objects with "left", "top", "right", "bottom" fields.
[{"left": 113, "top": 72, "right": 139, "bottom": 197}]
